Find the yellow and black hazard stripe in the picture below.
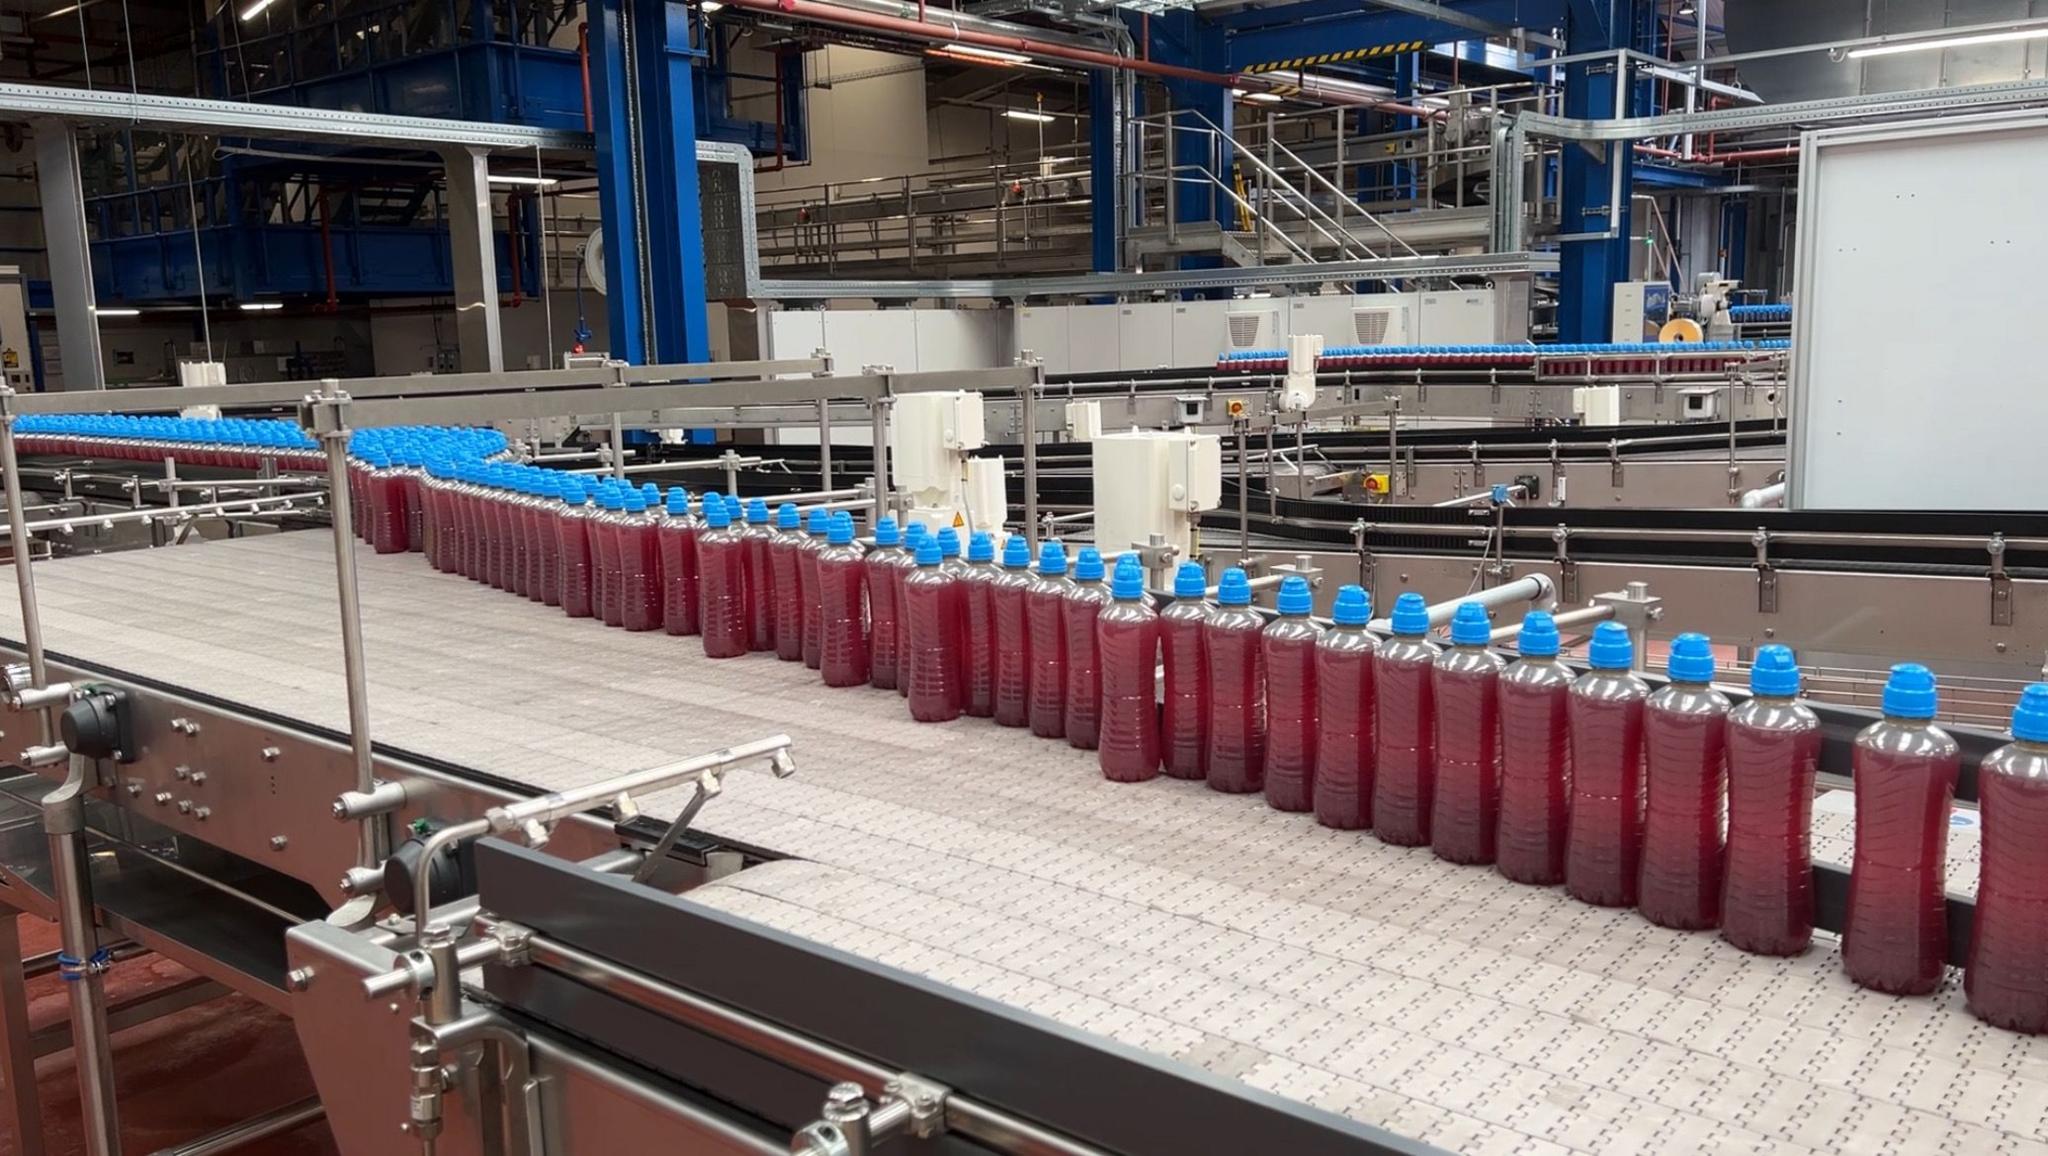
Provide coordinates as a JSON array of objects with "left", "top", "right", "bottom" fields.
[{"left": 1244, "top": 40, "right": 1428, "bottom": 73}]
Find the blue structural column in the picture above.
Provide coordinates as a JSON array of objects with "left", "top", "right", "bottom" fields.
[
  {"left": 587, "top": 0, "right": 710, "bottom": 365},
  {"left": 1089, "top": 70, "right": 1118, "bottom": 272},
  {"left": 1556, "top": 0, "right": 1648, "bottom": 343},
  {"left": 1147, "top": 11, "right": 1233, "bottom": 244}
]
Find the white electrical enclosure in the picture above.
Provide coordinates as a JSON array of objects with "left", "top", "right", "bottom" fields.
[
  {"left": 1788, "top": 111, "right": 2048, "bottom": 511},
  {"left": 1091, "top": 429, "right": 1223, "bottom": 562},
  {"left": 891, "top": 391, "right": 986, "bottom": 530}
]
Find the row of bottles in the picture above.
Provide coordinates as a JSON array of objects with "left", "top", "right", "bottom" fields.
[{"left": 13, "top": 414, "right": 326, "bottom": 471}]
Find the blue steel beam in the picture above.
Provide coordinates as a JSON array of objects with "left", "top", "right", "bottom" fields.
[
  {"left": 586, "top": 1, "right": 648, "bottom": 363},
  {"left": 1555, "top": 0, "right": 1651, "bottom": 342},
  {"left": 1225, "top": 0, "right": 1562, "bottom": 72}
]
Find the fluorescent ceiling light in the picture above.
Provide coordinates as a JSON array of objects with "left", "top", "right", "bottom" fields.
[
  {"left": 240, "top": 0, "right": 277, "bottom": 20},
  {"left": 700, "top": 0, "right": 723, "bottom": 10},
  {"left": 1846, "top": 27, "right": 2048, "bottom": 58},
  {"left": 1230, "top": 87, "right": 1248, "bottom": 96},
  {"left": 93, "top": 307, "right": 139, "bottom": 317},
  {"left": 1005, "top": 109, "right": 1054, "bottom": 123},
  {"left": 239, "top": 301, "right": 283, "bottom": 311},
  {"left": 1244, "top": 91, "right": 1284, "bottom": 103},
  {"left": 945, "top": 45, "right": 1033, "bottom": 65},
  {"left": 40, "top": 2, "right": 89, "bottom": 20},
  {"left": 487, "top": 175, "right": 559, "bottom": 187},
  {"left": 1677, "top": 2, "right": 1694, "bottom": 14}
]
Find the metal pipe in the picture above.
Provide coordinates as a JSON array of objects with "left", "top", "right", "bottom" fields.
[
  {"left": 316, "top": 381, "right": 382, "bottom": 871},
  {"left": 1236, "top": 420, "right": 1250, "bottom": 562},
  {"left": 566, "top": 457, "right": 771, "bottom": 477},
  {"left": 485, "top": 735, "right": 793, "bottom": 833},
  {"left": 144, "top": 1098, "right": 324, "bottom": 1156},
  {"left": 0, "top": 494, "right": 321, "bottom": 539},
  {"left": 816, "top": 398, "right": 833, "bottom": 493},
  {"left": 1487, "top": 603, "right": 1613, "bottom": 644},
  {"left": 1739, "top": 481, "right": 1785, "bottom": 509},
  {"left": 1429, "top": 483, "right": 1525, "bottom": 508},
  {"left": 1021, "top": 369, "right": 1040, "bottom": 549},
  {"left": 1367, "top": 573, "right": 1555, "bottom": 634},
  {"left": 765, "top": 487, "right": 864, "bottom": 505}
]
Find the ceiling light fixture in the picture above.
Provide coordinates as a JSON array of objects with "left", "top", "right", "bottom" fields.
[
  {"left": 487, "top": 175, "right": 559, "bottom": 187},
  {"left": 1244, "top": 91, "right": 1284, "bottom": 103},
  {"left": 700, "top": 1, "right": 724, "bottom": 10},
  {"left": 239, "top": 301, "right": 284, "bottom": 312},
  {"left": 93, "top": 307, "right": 139, "bottom": 317},
  {"left": 1004, "top": 109, "right": 1055, "bottom": 123},
  {"left": 240, "top": 0, "right": 277, "bottom": 21},
  {"left": 943, "top": 44, "right": 1033, "bottom": 65},
  {"left": 1846, "top": 27, "right": 2048, "bottom": 58}
]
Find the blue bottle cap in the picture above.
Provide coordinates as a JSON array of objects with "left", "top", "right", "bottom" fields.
[
  {"left": 1749, "top": 644, "right": 1801, "bottom": 696},
  {"left": 1389, "top": 592, "right": 1430, "bottom": 636},
  {"left": 1038, "top": 541, "right": 1068, "bottom": 575},
  {"left": 1882, "top": 663, "right": 1939, "bottom": 719},
  {"left": 874, "top": 516, "right": 900, "bottom": 546},
  {"left": 937, "top": 526, "right": 962, "bottom": 558},
  {"left": 724, "top": 493, "right": 745, "bottom": 519},
  {"left": 664, "top": 487, "right": 689, "bottom": 514},
  {"left": 1111, "top": 564, "right": 1145, "bottom": 601},
  {"left": 1173, "top": 561, "right": 1208, "bottom": 599},
  {"left": 1074, "top": 547, "right": 1105, "bottom": 581},
  {"left": 1002, "top": 534, "right": 1031, "bottom": 568},
  {"left": 1666, "top": 632, "right": 1715, "bottom": 683},
  {"left": 1116, "top": 552, "right": 1142, "bottom": 573},
  {"left": 1215, "top": 568, "right": 1252, "bottom": 607},
  {"left": 777, "top": 503, "right": 800, "bottom": 530},
  {"left": 903, "top": 522, "right": 927, "bottom": 547},
  {"left": 622, "top": 491, "right": 646, "bottom": 512},
  {"left": 1517, "top": 610, "right": 1559, "bottom": 656},
  {"left": 1449, "top": 601, "right": 1491, "bottom": 645},
  {"left": 2012, "top": 683, "right": 2048, "bottom": 743},
  {"left": 806, "top": 508, "right": 829, "bottom": 534},
  {"left": 1587, "top": 621, "right": 1634, "bottom": 670},
  {"left": 702, "top": 498, "right": 731, "bottom": 528},
  {"left": 967, "top": 531, "right": 994, "bottom": 562},
  {"left": 1276, "top": 576, "right": 1312, "bottom": 616},
  {"left": 642, "top": 483, "right": 661, "bottom": 506},
  {"left": 915, "top": 535, "right": 942, "bottom": 566},
  {"left": 560, "top": 481, "right": 586, "bottom": 506},
  {"left": 746, "top": 498, "right": 770, "bottom": 524},
  {"left": 827, "top": 511, "right": 855, "bottom": 545},
  {"left": 1331, "top": 584, "right": 1371, "bottom": 626}
]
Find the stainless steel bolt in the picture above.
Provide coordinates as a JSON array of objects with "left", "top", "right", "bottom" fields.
[
  {"left": 261, "top": 746, "right": 281, "bottom": 762},
  {"left": 284, "top": 967, "right": 315, "bottom": 992},
  {"left": 271, "top": 835, "right": 289, "bottom": 851}
]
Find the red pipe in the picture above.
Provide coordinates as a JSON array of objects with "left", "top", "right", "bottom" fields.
[
  {"left": 1635, "top": 143, "right": 1799, "bottom": 165},
  {"left": 578, "top": 22, "right": 594, "bottom": 134}
]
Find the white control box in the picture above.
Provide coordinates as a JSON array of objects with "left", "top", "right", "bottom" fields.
[
  {"left": 1091, "top": 428, "right": 1223, "bottom": 562},
  {"left": 891, "top": 391, "right": 987, "bottom": 530}
]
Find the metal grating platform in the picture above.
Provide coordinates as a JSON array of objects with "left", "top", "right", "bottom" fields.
[{"left": 1, "top": 535, "right": 2041, "bottom": 1156}]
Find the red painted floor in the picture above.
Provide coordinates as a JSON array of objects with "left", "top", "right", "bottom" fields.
[{"left": 0, "top": 914, "right": 337, "bottom": 1156}]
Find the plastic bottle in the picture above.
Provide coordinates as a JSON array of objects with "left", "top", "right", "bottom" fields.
[
  {"left": 718, "top": 495, "right": 752, "bottom": 643},
  {"left": 1843, "top": 663, "right": 1960, "bottom": 995},
  {"left": 798, "top": 508, "right": 831, "bottom": 670},
  {"left": 454, "top": 464, "right": 482, "bottom": 580},
  {"left": 1026, "top": 542, "right": 1075, "bottom": 738},
  {"left": 991, "top": 535, "right": 1035, "bottom": 728},
  {"left": 587, "top": 487, "right": 622, "bottom": 625},
  {"left": 1639, "top": 633, "right": 1731, "bottom": 930},
  {"left": 1314, "top": 585, "right": 1376, "bottom": 829},
  {"left": 817, "top": 512, "right": 870, "bottom": 688},
  {"left": 1098, "top": 558, "right": 1160, "bottom": 782},
  {"left": 893, "top": 524, "right": 927, "bottom": 699},
  {"left": 1161, "top": 562, "right": 1213, "bottom": 781},
  {"left": 1432, "top": 602, "right": 1504, "bottom": 864},
  {"left": 528, "top": 474, "right": 561, "bottom": 607},
  {"left": 771, "top": 504, "right": 805, "bottom": 660},
  {"left": 1496, "top": 610, "right": 1573, "bottom": 885},
  {"left": 520, "top": 474, "right": 550, "bottom": 602},
  {"left": 555, "top": 481, "right": 595, "bottom": 619},
  {"left": 1374, "top": 593, "right": 1441, "bottom": 846},
  {"left": 864, "top": 518, "right": 905, "bottom": 687},
  {"left": 1967, "top": 683, "right": 2048, "bottom": 1032},
  {"left": 742, "top": 499, "right": 779, "bottom": 653},
  {"left": 418, "top": 460, "right": 449, "bottom": 571},
  {"left": 1063, "top": 548, "right": 1113, "bottom": 750},
  {"left": 960, "top": 532, "right": 1001, "bottom": 716},
  {"left": 696, "top": 496, "right": 749, "bottom": 659},
  {"left": 491, "top": 469, "right": 523, "bottom": 593},
  {"left": 1721, "top": 645, "right": 1820, "bottom": 955},
  {"left": 903, "top": 533, "right": 964, "bottom": 721},
  {"left": 1204, "top": 568, "right": 1266, "bottom": 794},
  {"left": 395, "top": 444, "right": 425, "bottom": 552},
  {"left": 1565, "top": 622, "right": 1651, "bottom": 907},
  {"left": 1263, "top": 576, "right": 1325, "bottom": 812},
  {"left": 616, "top": 491, "right": 662, "bottom": 632},
  {"left": 363, "top": 450, "right": 407, "bottom": 554},
  {"left": 659, "top": 489, "right": 701, "bottom": 636}
]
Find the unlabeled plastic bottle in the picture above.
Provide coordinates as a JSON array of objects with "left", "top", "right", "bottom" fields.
[
  {"left": 659, "top": 489, "right": 701, "bottom": 636},
  {"left": 720, "top": 495, "right": 753, "bottom": 642},
  {"left": 960, "top": 532, "right": 1001, "bottom": 717},
  {"left": 1843, "top": 663, "right": 1960, "bottom": 995},
  {"left": 1027, "top": 542, "right": 1075, "bottom": 738},
  {"left": 617, "top": 491, "right": 662, "bottom": 632},
  {"left": 864, "top": 518, "right": 906, "bottom": 686},
  {"left": 1639, "top": 633, "right": 1731, "bottom": 930},
  {"left": 1098, "top": 558, "right": 1160, "bottom": 783},
  {"left": 1374, "top": 593, "right": 1441, "bottom": 846},
  {"left": 489, "top": 470, "right": 521, "bottom": 592},
  {"left": 1496, "top": 611, "right": 1573, "bottom": 885},
  {"left": 742, "top": 499, "right": 778, "bottom": 653},
  {"left": 1314, "top": 585, "right": 1376, "bottom": 830},
  {"left": 904, "top": 534, "right": 965, "bottom": 721},
  {"left": 364, "top": 450, "right": 409, "bottom": 554},
  {"left": 696, "top": 496, "right": 749, "bottom": 659},
  {"left": 511, "top": 472, "right": 542, "bottom": 598},
  {"left": 1204, "top": 568, "right": 1266, "bottom": 794},
  {"left": 1433, "top": 602, "right": 1504, "bottom": 864},
  {"left": 1161, "top": 562, "right": 1213, "bottom": 781},
  {"left": 817, "top": 512, "right": 870, "bottom": 688},
  {"left": 771, "top": 504, "right": 805, "bottom": 660},
  {"left": 418, "top": 460, "right": 449, "bottom": 571},
  {"left": 1722, "top": 645, "right": 1821, "bottom": 955},
  {"left": 590, "top": 487, "right": 625, "bottom": 626},
  {"left": 991, "top": 535, "right": 1035, "bottom": 727},
  {"left": 1967, "top": 683, "right": 2048, "bottom": 1033},
  {"left": 533, "top": 474, "right": 562, "bottom": 608},
  {"left": 1063, "top": 549, "right": 1113, "bottom": 750},
  {"left": 894, "top": 524, "right": 927, "bottom": 699},
  {"left": 1565, "top": 622, "right": 1651, "bottom": 907},
  {"left": 521, "top": 474, "right": 550, "bottom": 602},
  {"left": 555, "top": 481, "right": 596, "bottom": 619},
  {"left": 1263, "top": 576, "right": 1325, "bottom": 812},
  {"left": 795, "top": 508, "right": 830, "bottom": 669}
]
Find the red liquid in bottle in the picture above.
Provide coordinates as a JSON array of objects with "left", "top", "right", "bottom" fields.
[
  {"left": 1026, "top": 564, "right": 1074, "bottom": 738},
  {"left": 961, "top": 554, "right": 999, "bottom": 717},
  {"left": 367, "top": 462, "right": 408, "bottom": 554},
  {"left": 904, "top": 556, "right": 964, "bottom": 721},
  {"left": 1639, "top": 675, "right": 1731, "bottom": 930},
  {"left": 1097, "top": 588, "right": 1160, "bottom": 782},
  {"left": 494, "top": 489, "right": 523, "bottom": 593},
  {"left": 535, "top": 489, "right": 562, "bottom": 608},
  {"left": 1967, "top": 723, "right": 2048, "bottom": 1032},
  {"left": 592, "top": 495, "right": 625, "bottom": 627},
  {"left": 556, "top": 494, "right": 595, "bottom": 620},
  {"left": 1160, "top": 595, "right": 1212, "bottom": 781},
  {"left": 1496, "top": 656, "right": 1573, "bottom": 885},
  {"left": 771, "top": 519, "right": 804, "bottom": 659},
  {"left": 459, "top": 483, "right": 483, "bottom": 581},
  {"left": 1314, "top": 617, "right": 1375, "bottom": 830},
  {"left": 892, "top": 534, "right": 921, "bottom": 699},
  {"left": 1722, "top": 694, "right": 1820, "bottom": 955},
  {"left": 1262, "top": 599, "right": 1324, "bottom": 813},
  {"left": 1432, "top": 643, "right": 1504, "bottom": 864},
  {"left": 419, "top": 473, "right": 446, "bottom": 570},
  {"left": 817, "top": 532, "right": 870, "bottom": 688},
  {"left": 1373, "top": 634, "right": 1441, "bottom": 846},
  {"left": 799, "top": 520, "right": 828, "bottom": 669},
  {"left": 520, "top": 491, "right": 547, "bottom": 601},
  {"left": 696, "top": 517, "right": 750, "bottom": 659},
  {"left": 743, "top": 515, "right": 778, "bottom": 653},
  {"left": 398, "top": 462, "right": 423, "bottom": 553},
  {"left": 991, "top": 554, "right": 1034, "bottom": 727},
  {"left": 864, "top": 533, "right": 905, "bottom": 687},
  {"left": 1843, "top": 709, "right": 1960, "bottom": 994},
  {"left": 1204, "top": 588, "right": 1266, "bottom": 795},
  {"left": 659, "top": 503, "right": 701, "bottom": 636},
  {"left": 1565, "top": 667, "right": 1650, "bottom": 907},
  {"left": 618, "top": 500, "right": 662, "bottom": 632},
  {"left": 1063, "top": 566, "right": 1112, "bottom": 750}
]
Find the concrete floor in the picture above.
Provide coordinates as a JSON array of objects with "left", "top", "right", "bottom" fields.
[{"left": 1, "top": 914, "right": 336, "bottom": 1156}]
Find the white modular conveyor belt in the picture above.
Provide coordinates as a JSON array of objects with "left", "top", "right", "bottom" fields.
[{"left": 0, "top": 535, "right": 2040, "bottom": 1156}]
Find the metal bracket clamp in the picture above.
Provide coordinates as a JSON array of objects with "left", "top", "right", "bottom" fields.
[
  {"left": 296, "top": 386, "right": 354, "bottom": 441},
  {"left": 1608, "top": 439, "right": 1624, "bottom": 488},
  {"left": 791, "top": 1073, "right": 952, "bottom": 1156},
  {"left": 1591, "top": 581, "right": 1664, "bottom": 672},
  {"left": 1552, "top": 525, "right": 1578, "bottom": 604},
  {"left": 1753, "top": 528, "right": 1778, "bottom": 614},
  {"left": 1990, "top": 533, "right": 2013, "bottom": 627},
  {"left": 1350, "top": 518, "right": 1375, "bottom": 593},
  {"left": 1468, "top": 441, "right": 1486, "bottom": 486},
  {"left": 1548, "top": 439, "right": 1566, "bottom": 507}
]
